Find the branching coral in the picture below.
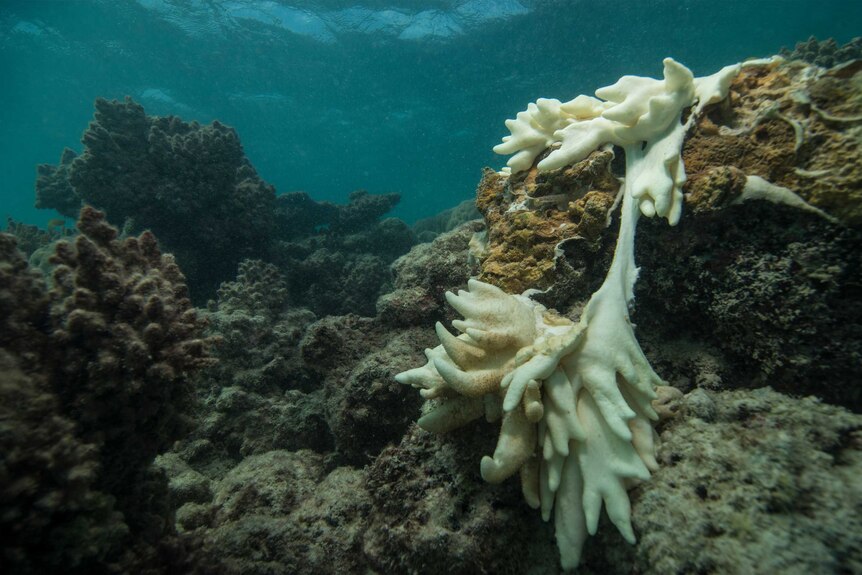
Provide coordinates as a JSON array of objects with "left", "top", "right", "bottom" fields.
[
  {"left": 398, "top": 58, "right": 740, "bottom": 568},
  {"left": 47, "top": 206, "right": 219, "bottom": 494},
  {"left": 1, "top": 208, "right": 219, "bottom": 572}
]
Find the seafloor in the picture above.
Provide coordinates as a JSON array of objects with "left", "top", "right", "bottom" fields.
[{"left": 2, "top": 45, "right": 861, "bottom": 575}]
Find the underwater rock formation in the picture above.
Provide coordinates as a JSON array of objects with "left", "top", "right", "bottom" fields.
[
  {"left": 377, "top": 220, "right": 484, "bottom": 326},
  {"left": 36, "top": 97, "right": 277, "bottom": 300},
  {"left": 627, "top": 388, "right": 862, "bottom": 575},
  {"left": 0, "top": 207, "right": 219, "bottom": 573},
  {"left": 156, "top": 222, "right": 479, "bottom": 572}
]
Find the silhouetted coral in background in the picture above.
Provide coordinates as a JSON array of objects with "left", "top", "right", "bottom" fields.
[
  {"left": 780, "top": 35, "right": 862, "bottom": 67},
  {"left": 272, "top": 190, "right": 416, "bottom": 316},
  {"left": 36, "top": 97, "right": 277, "bottom": 300},
  {"left": 35, "top": 98, "right": 416, "bottom": 309},
  {"left": 35, "top": 147, "right": 80, "bottom": 219}
]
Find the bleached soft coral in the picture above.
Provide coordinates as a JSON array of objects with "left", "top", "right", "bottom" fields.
[
  {"left": 398, "top": 59, "right": 740, "bottom": 569},
  {"left": 494, "top": 58, "right": 740, "bottom": 224}
]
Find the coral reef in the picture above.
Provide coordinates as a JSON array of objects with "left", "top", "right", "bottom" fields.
[
  {"left": 272, "top": 190, "right": 416, "bottom": 316},
  {"left": 47, "top": 207, "right": 217, "bottom": 491},
  {"left": 683, "top": 59, "right": 862, "bottom": 225},
  {"left": 780, "top": 35, "right": 862, "bottom": 68},
  {"left": 300, "top": 314, "right": 423, "bottom": 466},
  {"left": 148, "top": 56, "right": 861, "bottom": 575},
  {"left": 0, "top": 208, "right": 219, "bottom": 574},
  {"left": 157, "top": 224, "right": 479, "bottom": 571},
  {"left": 36, "top": 97, "right": 277, "bottom": 299},
  {"left": 476, "top": 153, "right": 619, "bottom": 295},
  {"left": 363, "top": 425, "right": 558, "bottom": 575},
  {"left": 35, "top": 97, "right": 416, "bottom": 308}
]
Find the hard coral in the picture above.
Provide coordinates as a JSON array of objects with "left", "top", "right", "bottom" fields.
[
  {"left": 0, "top": 350, "right": 127, "bottom": 574},
  {"left": 37, "top": 97, "right": 277, "bottom": 300},
  {"left": 0, "top": 208, "right": 219, "bottom": 573},
  {"left": 272, "top": 191, "right": 416, "bottom": 316},
  {"left": 47, "top": 206, "right": 217, "bottom": 493},
  {"left": 378, "top": 220, "right": 483, "bottom": 326},
  {"left": 213, "top": 259, "right": 290, "bottom": 317}
]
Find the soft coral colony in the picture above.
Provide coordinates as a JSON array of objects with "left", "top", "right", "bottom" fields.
[{"left": 397, "top": 58, "right": 743, "bottom": 569}]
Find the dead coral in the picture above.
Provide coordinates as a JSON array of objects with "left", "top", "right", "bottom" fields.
[{"left": 685, "top": 59, "right": 862, "bottom": 224}]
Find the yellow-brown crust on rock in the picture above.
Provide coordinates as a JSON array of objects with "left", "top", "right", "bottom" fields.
[
  {"left": 684, "top": 59, "right": 862, "bottom": 224},
  {"left": 476, "top": 151, "right": 619, "bottom": 294}
]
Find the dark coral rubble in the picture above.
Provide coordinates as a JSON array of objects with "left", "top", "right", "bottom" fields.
[{"left": 1, "top": 207, "right": 219, "bottom": 574}]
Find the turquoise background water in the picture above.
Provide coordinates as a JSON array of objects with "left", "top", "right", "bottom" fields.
[{"left": 2, "top": 0, "right": 860, "bottom": 226}]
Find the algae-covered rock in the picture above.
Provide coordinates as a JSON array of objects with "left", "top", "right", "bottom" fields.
[{"left": 628, "top": 388, "right": 862, "bottom": 575}]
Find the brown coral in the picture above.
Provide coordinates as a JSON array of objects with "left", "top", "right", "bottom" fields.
[
  {"left": 1, "top": 208, "right": 220, "bottom": 573},
  {"left": 47, "top": 206, "right": 217, "bottom": 493}
]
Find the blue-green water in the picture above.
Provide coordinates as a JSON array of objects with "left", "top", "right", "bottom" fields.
[{"left": 1, "top": 0, "right": 859, "bottom": 226}]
